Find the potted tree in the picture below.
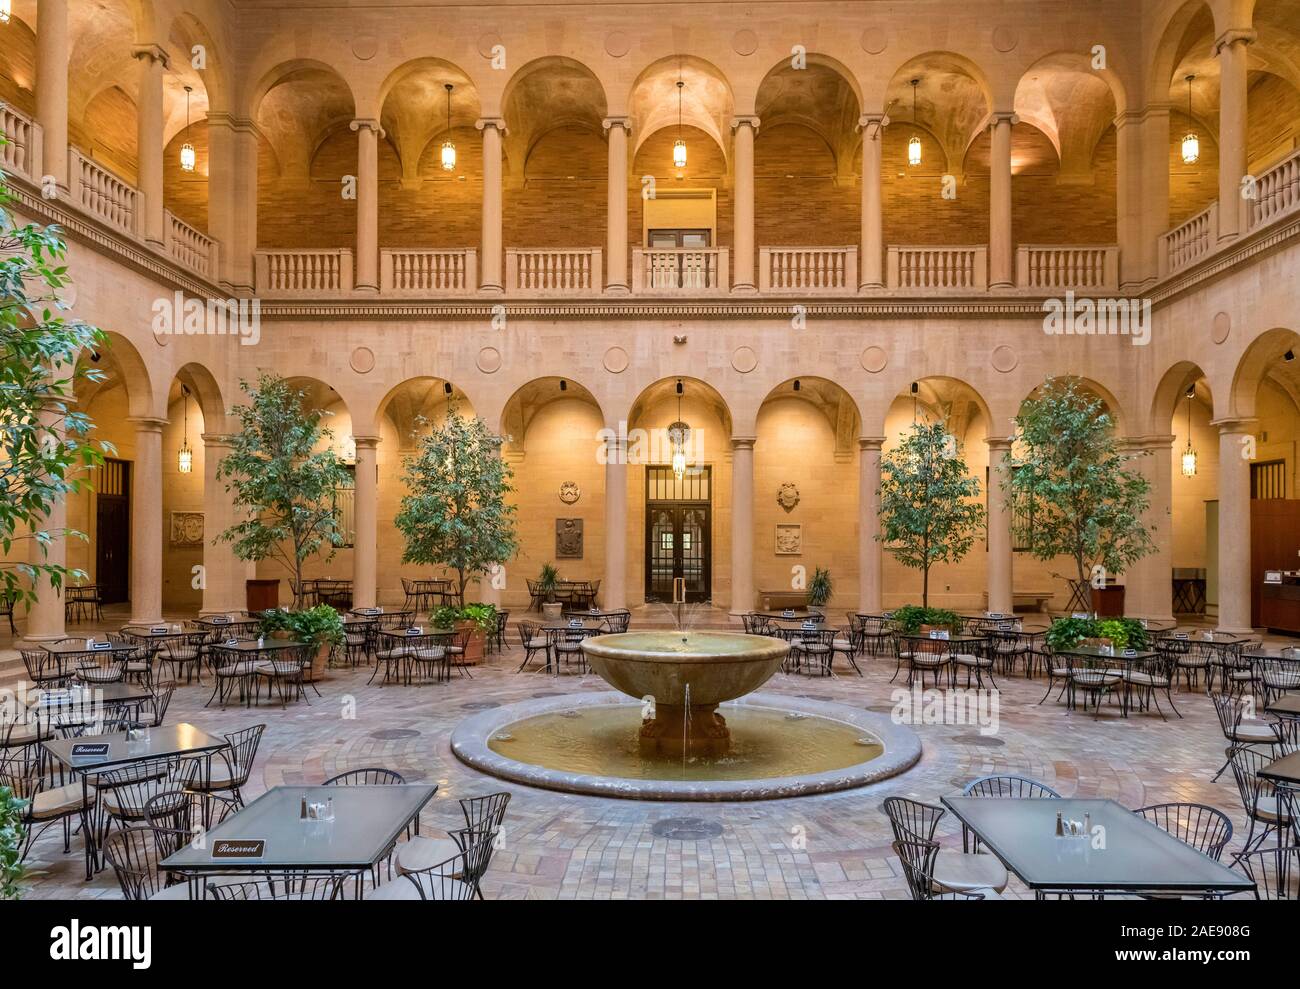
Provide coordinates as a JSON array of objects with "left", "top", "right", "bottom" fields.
[
  {"left": 216, "top": 373, "right": 352, "bottom": 611},
  {"left": 808, "top": 567, "right": 834, "bottom": 610},
  {"left": 432, "top": 602, "right": 497, "bottom": 664},
  {"left": 394, "top": 400, "right": 518, "bottom": 622},
  {"left": 0, "top": 161, "right": 110, "bottom": 618},
  {"left": 537, "top": 563, "right": 562, "bottom": 620},
  {"left": 878, "top": 419, "right": 985, "bottom": 608},
  {"left": 1002, "top": 377, "right": 1155, "bottom": 618},
  {"left": 259, "top": 603, "right": 345, "bottom": 677}
]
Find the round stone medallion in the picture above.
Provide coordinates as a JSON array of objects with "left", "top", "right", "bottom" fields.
[
  {"left": 992, "top": 25, "right": 1019, "bottom": 52},
  {"left": 351, "top": 35, "right": 378, "bottom": 61},
  {"left": 603, "top": 346, "right": 629, "bottom": 373},
  {"left": 604, "top": 31, "right": 630, "bottom": 57},
  {"left": 476, "top": 346, "right": 502, "bottom": 373},
  {"left": 991, "top": 345, "right": 1018, "bottom": 373},
  {"left": 1212, "top": 311, "right": 1231, "bottom": 344},
  {"left": 731, "top": 346, "right": 758, "bottom": 373},
  {"left": 732, "top": 29, "right": 758, "bottom": 56},
  {"left": 478, "top": 32, "right": 503, "bottom": 58},
  {"left": 861, "top": 346, "right": 887, "bottom": 373},
  {"left": 860, "top": 28, "right": 888, "bottom": 54},
  {"left": 350, "top": 346, "right": 375, "bottom": 374}
]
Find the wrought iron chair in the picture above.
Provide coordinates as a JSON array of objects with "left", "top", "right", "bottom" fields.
[
  {"left": 1234, "top": 845, "right": 1300, "bottom": 900},
  {"left": 369, "top": 837, "right": 489, "bottom": 901},
  {"left": 395, "top": 791, "right": 510, "bottom": 896},
  {"left": 160, "top": 631, "right": 208, "bottom": 684},
  {"left": 207, "top": 875, "right": 346, "bottom": 900},
  {"left": 960, "top": 774, "right": 1061, "bottom": 852},
  {"left": 189, "top": 724, "right": 264, "bottom": 808},
  {"left": 1133, "top": 802, "right": 1233, "bottom": 861},
  {"left": 323, "top": 768, "right": 406, "bottom": 786},
  {"left": 1227, "top": 746, "right": 1293, "bottom": 861},
  {"left": 1123, "top": 650, "right": 1181, "bottom": 719},
  {"left": 103, "top": 826, "right": 192, "bottom": 901},
  {"left": 515, "top": 620, "right": 550, "bottom": 673},
  {"left": 883, "top": 796, "right": 1009, "bottom": 895},
  {"left": 1210, "top": 690, "right": 1283, "bottom": 782},
  {"left": 892, "top": 837, "right": 994, "bottom": 901}
]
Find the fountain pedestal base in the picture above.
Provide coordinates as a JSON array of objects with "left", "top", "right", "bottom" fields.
[{"left": 640, "top": 704, "right": 731, "bottom": 757}]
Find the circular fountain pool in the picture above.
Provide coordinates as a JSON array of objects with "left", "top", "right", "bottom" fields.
[{"left": 451, "top": 691, "right": 921, "bottom": 801}]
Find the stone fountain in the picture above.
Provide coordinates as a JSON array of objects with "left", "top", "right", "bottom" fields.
[{"left": 580, "top": 631, "right": 787, "bottom": 756}]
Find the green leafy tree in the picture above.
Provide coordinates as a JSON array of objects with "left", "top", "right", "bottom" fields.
[
  {"left": 877, "top": 419, "right": 985, "bottom": 607},
  {"left": 1002, "top": 376, "right": 1154, "bottom": 598},
  {"left": 216, "top": 373, "right": 352, "bottom": 608},
  {"left": 0, "top": 144, "right": 111, "bottom": 614},
  {"left": 394, "top": 402, "right": 518, "bottom": 606}
]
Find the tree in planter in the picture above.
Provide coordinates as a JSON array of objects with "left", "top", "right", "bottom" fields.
[
  {"left": 0, "top": 155, "right": 111, "bottom": 615},
  {"left": 394, "top": 401, "right": 519, "bottom": 607},
  {"left": 216, "top": 373, "right": 353, "bottom": 609},
  {"left": 877, "top": 419, "right": 985, "bottom": 607},
  {"left": 807, "top": 567, "right": 833, "bottom": 609},
  {"left": 1001, "top": 377, "right": 1154, "bottom": 606}
]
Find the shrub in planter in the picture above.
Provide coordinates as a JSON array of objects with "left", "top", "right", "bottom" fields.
[
  {"left": 432, "top": 603, "right": 497, "bottom": 664},
  {"left": 259, "top": 604, "right": 345, "bottom": 673},
  {"left": 808, "top": 568, "right": 833, "bottom": 609},
  {"left": 1, "top": 784, "right": 29, "bottom": 901},
  {"left": 891, "top": 605, "right": 963, "bottom": 635}
]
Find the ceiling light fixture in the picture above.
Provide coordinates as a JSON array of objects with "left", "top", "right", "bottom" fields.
[
  {"left": 0, "top": 1, "right": 11, "bottom": 25},
  {"left": 441, "top": 84, "right": 456, "bottom": 171},
  {"left": 177, "top": 385, "right": 194, "bottom": 474},
  {"left": 673, "top": 79, "right": 687, "bottom": 169},
  {"left": 1181, "top": 75, "right": 1199, "bottom": 165},
  {"left": 180, "top": 86, "right": 196, "bottom": 172},
  {"left": 670, "top": 378, "right": 689, "bottom": 482},
  {"left": 908, "top": 79, "right": 922, "bottom": 167},
  {"left": 1181, "top": 384, "right": 1198, "bottom": 477}
]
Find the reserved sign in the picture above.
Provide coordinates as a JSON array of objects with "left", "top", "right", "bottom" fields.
[
  {"left": 71, "top": 742, "right": 111, "bottom": 759},
  {"left": 211, "top": 839, "right": 266, "bottom": 860}
]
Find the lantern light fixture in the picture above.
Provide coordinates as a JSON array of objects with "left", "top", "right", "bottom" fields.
[
  {"left": 441, "top": 84, "right": 457, "bottom": 171},
  {"left": 1180, "top": 384, "right": 1198, "bottom": 477},
  {"left": 673, "top": 79, "right": 687, "bottom": 169},
  {"left": 177, "top": 385, "right": 194, "bottom": 474},
  {"left": 179, "top": 86, "right": 196, "bottom": 172},
  {"left": 907, "top": 79, "right": 922, "bottom": 167},
  {"left": 0, "top": 1, "right": 11, "bottom": 25},
  {"left": 1180, "top": 75, "right": 1200, "bottom": 165}
]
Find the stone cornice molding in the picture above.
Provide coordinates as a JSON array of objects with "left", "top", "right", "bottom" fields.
[
  {"left": 1124, "top": 433, "right": 1176, "bottom": 450},
  {"left": 730, "top": 436, "right": 757, "bottom": 449},
  {"left": 201, "top": 433, "right": 235, "bottom": 447},
  {"left": 126, "top": 416, "right": 168, "bottom": 432},
  {"left": 858, "top": 436, "right": 885, "bottom": 450},
  {"left": 352, "top": 435, "right": 381, "bottom": 449},
  {"left": 1210, "top": 416, "right": 1258, "bottom": 433}
]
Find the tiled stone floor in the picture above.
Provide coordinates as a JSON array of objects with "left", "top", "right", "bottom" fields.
[{"left": 5, "top": 609, "right": 1289, "bottom": 900}]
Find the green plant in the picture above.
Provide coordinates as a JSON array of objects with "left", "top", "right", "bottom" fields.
[
  {"left": 0, "top": 784, "right": 29, "bottom": 900},
  {"left": 258, "top": 604, "right": 344, "bottom": 651},
  {"left": 878, "top": 419, "right": 985, "bottom": 607},
  {"left": 217, "top": 374, "right": 353, "bottom": 608},
  {"left": 807, "top": 567, "right": 833, "bottom": 608},
  {"left": 1045, "top": 616, "right": 1152, "bottom": 653},
  {"left": 432, "top": 603, "right": 497, "bottom": 633},
  {"left": 537, "top": 563, "right": 560, "bottom": 602},
  {"left": 1093, "top": 619, "right": 1131, "bottom": 649},
  {"left": 0, "top": 151, "right": 112, "bottom": 611},
  {"left": 394, "top": 400, "right": 519, "bottom": 606},
  {"left": 431, "top": 605, "right": 460, "bottom": 629},
  {"left": 1003, "top": 377, "right": 1155, "bottom": 599},
  {"left": 890, "top": 604, "right": 963, "bottom": 635},
  {"left": 1045, "top": 617, "right": 1094, "bottom": 652}
]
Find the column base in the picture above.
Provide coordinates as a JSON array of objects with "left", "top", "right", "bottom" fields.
[
  {"left": 477, "top": 284, "right": 505, "bottom": 296},
  {"left": 603, "top": 284, "right": 630, "bottom": 297},
  {"left": 730, "top": 284, "right": 758, "bottom": 296},
  {"left": 354, "top": 284, "right": 380, "bottom": 295}
]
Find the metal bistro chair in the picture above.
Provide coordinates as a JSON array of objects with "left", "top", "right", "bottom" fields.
[
  {"left": 856, "top": 614, "right": 892, "bottom": 658},
  {"left": 1210, "top": 690, "right": 1283, "bottom": 782},
  {"left": 899, "top": 635, "right": 953, "bottom": 689},
  {"left": 395, "top": 790, "right": 510, "bottom": 896},
  {"left": 1257, "top": 652, "right": 1300, "bottom": 708},
  {"left": 1123, "top": 649, "right": 1181, "bottom": 720},
  {"left": 549, "top": 625, "right": 590, "bottom": 675},
  {"left": 892, "top": 837, "right": 994, "bottom": 901},
  {"left": 254, "top": 646, "right": 311, "bottom": 707},
  {"left": 516, "top": 620, "right": 550, "bottom": 673},
  {"left": 493, "top": 610, "right": 511, "bottom": 652},
  {"left": 788, "top": 628, "right": 835, "bottom": 676},
  {"left": 103, "top": 826, "right": 193, "bottom": 901},
  {"left": 407, "top": 631, "right": 451, "bottom": 684},
  {"left": 883, "top": 796, "right": 1009, "bottom": 896},
  {"left": 1235, "top": 846, "right": 1300, "bottom": 900},
  {"left": 20, "top": 647, "right": 73, "bottom": 689},
  {"left": 960, "top": 774, "right": 1061, "bottom": 853},
  {"left": 145, "top": 788, "right": 239, "bottom": 851},
  {"left": 160, "top": 631, "right": 208, "bottom": 684},
  {"left": 208, "top": 875, "right": 346, "bottom": 901},
  {"left": 370, "top": 836, "right": 491, "bottom": 901},
  {"left": 1227, "top": 746, "right": 1294, "bottom": 861},
  {"left": 1133, "top": 803, "right": 1233, "bottom": 861},
  {"left": 602, "top": 609, "right": 631, "bottom": 634},
  {"left": 1065, "top": 655, "right": 1124, "bottom": 718},
  {"left": 831, "top": 623, "right": 864, "bottom": 676},
  {"left": 188, "top": 724, "right": 265, "bottom": 809}
]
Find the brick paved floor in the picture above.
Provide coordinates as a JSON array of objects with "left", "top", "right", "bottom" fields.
[{"left": 5, "top": 609, "right": 1286, "bottom": 900}]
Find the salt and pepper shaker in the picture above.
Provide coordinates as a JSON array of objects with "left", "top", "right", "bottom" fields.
[
  {"left": 1083, "top": 812, "right": 1092, "bottom": 835},
  {"left": 1055, "top": 811, "right": 1064, "bottom": 837},
  {"left": 300, "top": 795, "right": 308, "bottom": 820}
]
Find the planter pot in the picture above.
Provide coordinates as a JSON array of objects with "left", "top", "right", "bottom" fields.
[
  {"left": 1079, "top": 637, "right": 1114, "bottom": 650},
  {"left": 246, "top": 578, "right": 280, "bottom": 612},
  {"left": 311, "top": 642, "right": 331, "bottom": 677},
  {"left": 457, "top": 620, "right": 486, "bottom": 665},
  {"left": 1091, "top": 585, "right": 1125, "bottom": 618},
  {"left": 541, "top": 602, "right": 564, "bottom": 620}
]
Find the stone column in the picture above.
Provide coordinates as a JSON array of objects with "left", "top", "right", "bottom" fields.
[
  {"left": 730, "top": 437, "right": 755, "bottom": 614},
  {"left": 1114, "top": 111, "right": 1145, "bottom": 289},
  {"left": 858, "top": 115, "right": 886, "bottom": 290},
  {"left": 477, "top": 118, "right": 506, "bottom": 293},
  {"left": 1124, "top": 435, "right": 1175, "bottom": 621},
  {"left": 603, "top": 117, "right": 630, "bottom": 295},
  {"left": 26, "top": 403, "right": 70, "bottom": 640},
  {"left": 35, "top": 0, "right": 70, "bottom": 193},
  {"left": 351, "top": 436, "right": 379, "bottom": 608},
  {"left": 731, "top": 116, "right": 759, "bottom": 293},
  {"left": 858, "top": 438, "right": 884, "bottom": 613},
  {"left": 350, "top": 120, "right": 381, "bottom": 292},
  {"left": 128, "top": 417, "right": 166, "bottom": 625},
  {"left": 1141, "top": 105, "right": 1171, "bottom": 280},
  {"left": 208, "top": 114, "right": 259, "bottom": 293},
  {"left": 200, "top": 434, "right": 239, "bottom": 614},
  {"left": 985, "top": 437, "right": 1014, "bottom": 614},
  {"left": 988, "top": 112, "right": 1015, "bottom": 289},
  {"left": 603, "top": 435, "right": 628, "bottom": 609},
  {"left": 1215, "top": 30, "right": 1255, "bottom": 242},
  {"left": 132, "top": 44, "right": 169, "bottom": 247},
  {"left": 1216, "top": 418, "right": 1256, "bottom": 633}
]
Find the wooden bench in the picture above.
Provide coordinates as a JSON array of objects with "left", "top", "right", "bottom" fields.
[
  {"left": 983, "top": 590, "right": 1055, "bottom": 613},
  {"left": 758, "top": 590, "right": 809, "bottom": 611}
]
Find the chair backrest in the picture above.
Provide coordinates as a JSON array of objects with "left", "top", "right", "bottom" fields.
[
  {"left": 1209, "top": 691, "right": 1250, "bottom": 737},
  {"left": 207, "top": 875, "right": 344, "bottom": 901},
  {"left": 145, "top": 788, "right": 238, "bottom": 857},
  {"left": 1236, "top": 846, "right": 1300, "bottom": 900},
  {"left": 962, "top": 774, "right": 1061, "bottom": 799},
  {"left": 519, "top": 620, "right": 539, "bottom": 643},
  {"left": 103, "top": 827, "right": 168, "bottom": 900},
  {"left": 397, "top": 840, "right": 483, "bottom": 901},
  {"left": 882, "top": 796, "right": 945, "bottom": 843},
  {"left": 1133, "top": 802, "right": 1233, "bottom": 861},
  {"left": 149, "top": 683, "right": 176, "bottom": 727},
  {"left": 1228, "top": 745, "right": 1277, "bottom": 813},
  {"left": 892, "top": 837, "right": 941, "bottom": 901},
  {"left": 322, "top": 767, "right": 406, "bottom": 786},
  {"left": 222, "top": 724, "right": 266, "bottom": 785},
  {"left": 461, "top": 791, "right": 511, "bottom": 833}
]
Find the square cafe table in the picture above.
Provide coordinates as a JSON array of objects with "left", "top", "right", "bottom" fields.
[
  {"left": 940, "top": 797, "right": 1256, "bottom": 898},
  {"left": 1266, "top": 694, "right": 1300, "bottom": 719},
  {"left": 161, "top": 784, "right": 438, "bottom": 899},
  {"left": 43, "top": 722, "right": 230, "bottom": 879},
  {"left": 1259, "top": 751, "right": 1300, "bottom": 846}
]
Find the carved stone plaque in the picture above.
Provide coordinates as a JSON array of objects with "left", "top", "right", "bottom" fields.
[
  {"left": 170, "top": 511, "right": 204, "bottom": 547},
  {"left": 556, "top": 518, "right": 584, "bottom": 559}
]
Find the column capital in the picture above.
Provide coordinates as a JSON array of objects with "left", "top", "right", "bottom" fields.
[
  {"left": 476, "top": 117, "right": 508, "bottom": 135},
  {"left": 352, "top": 434, "right": 381, "bottom": 450},
  {"left": 989, "top": 111, "right": 1019, "bottom": 128},
  {"left": 206, "top": 111, "right": 262, "bottom": 138},
  {"left": 201, "top": 432, "right": 235, "bottom": 447},
  {"left": 602, "top": 116, "right": 631, "bottom": 133},
  {"left": 984, "top": 436, "right": 1014, "bottom": 451},
  {"left": 350, "top": 118, "right": 385, "bottom": 138},
  {"left": 731, "top": 115, "right": 760, "bottom": 134},
  {"left": 858, "top": 436, "right": 885, "bottom": 451},
  {"left": 1214, "top": 28, "right": 1257, "bottom": 55},
  {"left": 1123, "top": 433, "right": 1176, "bottom": 451},
  {"left": 857, "top": 113, "right": 889, "bottom": 136},
  {"left": 1211, "top": 416, "right": 1258, "bottom": 433},
  {"left": 126, "top": 416, "right": 168, "bottom": 433},
  {"left": 730, "top": 436, "right": 757, "bottom": 450},
  {"left": 130, "top": 43, "right": 170, "bottom": 68}
]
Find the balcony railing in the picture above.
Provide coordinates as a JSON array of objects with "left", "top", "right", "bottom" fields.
[
  {"left": 70, "top": 148, "right": 139, "bottom": 237},
  {"left": 506, "top": 247, "right": 602, "bottom": 295},
  {"left": 1247, "top": 148, "right": 1300, "bottom": 233},
  {"left": 256, "top": 249, "right": 354, "bottom": 295},
  {"left": 759, "top": 246, "right": 857, "bottom": 293},
  {"left": 1159, "top": 202, "right": 1218, "bottom": 277},
  {"left": 631, "top": 247, "right": 729, "bottom": 294},
  {"left": 164, "top": 210, "right": 218, "bottom": 280},
  {"left": 381, "top": 249, "right": 476, "bottom": 295},
  {"left": 887, "top": 245, "right": 987, "bottom": 291},
  {"left": 0, "top": 104, "right": 40, "bottom": 183},
  {"left": 1016, "top": 245, "right": 1118, "bottom": 292}
]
